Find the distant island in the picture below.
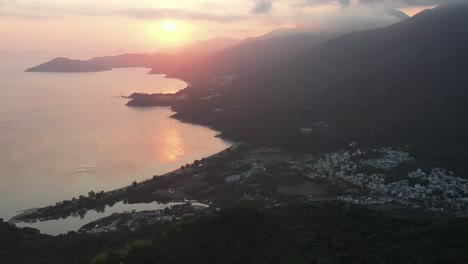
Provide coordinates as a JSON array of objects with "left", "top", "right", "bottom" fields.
[
  {"left": 26, "top": 57, "right": 111, "bottom": 72},
  {"left": 24, "top": 38, "right": 242, "bottom": 73},
  {"left": 25, "top": 53, "right": 181, "bottom": 73}
]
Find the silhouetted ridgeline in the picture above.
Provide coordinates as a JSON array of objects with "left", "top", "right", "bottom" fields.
[
  {"left": 25, "top": 57, "right": 111, "bottom": 72},
  {"left": 131, "top": 3, "right": 468, "bottom": 176},
  {"left": 25, "top": 53, "right": 203, "bottom": 73},
  {"left": 24, "top": 38, "right": 242, "bottom": 73},
  {"left": 23, "top": 4, "right": 468, "bottom": 179},
  {"left": 164, "top": 32, "right": 341, "bottom": 84}
]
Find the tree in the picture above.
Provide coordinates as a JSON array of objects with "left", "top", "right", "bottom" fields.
[
  {"left": 96, "top": 191, "right": 105, "bottom": 199},
  {"left": 95, "top": 205, "right": 106, "bottom": 213},
  {"left": 132, "top": 181, "right": 138, "bottom": 188},
  {"left": 204, "top": 173, "right": 223, "bottom": 184}
]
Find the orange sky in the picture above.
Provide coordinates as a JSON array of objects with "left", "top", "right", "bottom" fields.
[
  {"left": 0, "top": 1, "right": 437, "bottom": 56},
  {"left": 400, "top": 5, "right": 437, "bottom": 16}
]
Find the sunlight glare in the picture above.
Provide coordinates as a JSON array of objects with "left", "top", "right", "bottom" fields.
[
  {"left": 164, "top": 22, "right": 176, "bottom": 32},
  {"left": 146, "top": 20, "right": 193, "bottom": 47}
]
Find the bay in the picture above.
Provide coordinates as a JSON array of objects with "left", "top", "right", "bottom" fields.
[{"left": 0, "top": 53, "right": 230, "bottom": 220}]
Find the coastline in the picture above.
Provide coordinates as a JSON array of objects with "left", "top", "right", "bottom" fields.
[
  {"left": 98, "top": 141, "right": 237, "bottom": 196},
  {"left": 5, "top": 69, "right": 227, "bottom": 225},
  {"left": 9, "top": 208, "right": 39, "bottom": 224},
  {"left": 142, "top": 142, "right": 237, "bottom": 180},
  {"left": 10, "top": 142, "right": 239, "bottom": 224}
]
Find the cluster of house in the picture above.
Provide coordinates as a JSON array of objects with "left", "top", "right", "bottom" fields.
[
  {"left": 80, "top": 203, "right": 211, "bottom": 234},
  {"left": 307, "top": 148, "right": 468, "bottom": 215},
  {"left": 360, "top": 148, "right": 413, "bottom": 170},
  {"left": 224, "top": 162, "right": 266, "bottom": 183},
  {"left": 80, "top": 210, "right": 178, "bottom": 234},
  {"left": 406, "top": 168, "right": 468, "bottom": 212},
  {"left": 119, "top": 211, "right": 179, "bottom": 232}
]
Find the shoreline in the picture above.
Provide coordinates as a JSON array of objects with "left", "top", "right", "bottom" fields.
[
  {"left": 9, "top": 142, "right": 239, "bottom": 224},
  {"left": 97, "top": 141, "right": 237, "bottom": 195},
  {"left": 9, "top": 208, "right": 39, "bottom": 224},
  {"left": 7, "top": 71, "right": 227, "bottom": 225}
]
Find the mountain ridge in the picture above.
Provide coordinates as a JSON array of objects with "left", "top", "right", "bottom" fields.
[{"left": 149, "top": 3, "right": 468, "bottom": 175}]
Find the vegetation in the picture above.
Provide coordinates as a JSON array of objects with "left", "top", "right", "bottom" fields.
[{"left": 2, "top": 202, "right": 468, "bottom": 264}]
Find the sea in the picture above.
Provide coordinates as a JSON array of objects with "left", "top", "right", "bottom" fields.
[{"left": 0, "top": 53, "right": 230, "bottom": 222}]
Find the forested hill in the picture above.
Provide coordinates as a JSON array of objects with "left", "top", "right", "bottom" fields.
[
  {"left": 2, "top": 202, "right": 468, "bottom": 264},
  {"left": 167, "top": 3, "right": 468, "bottom": 175},
  {"left": 168, "top": 32, "right": 341, "bottom": 84}
]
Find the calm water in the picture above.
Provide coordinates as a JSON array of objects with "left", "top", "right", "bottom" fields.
[
  {"left": 0, "top": 54, "right": 230, "bottom": 220},
  {"left": 15, "top": 201, "right": 207, "bottom": 236}
]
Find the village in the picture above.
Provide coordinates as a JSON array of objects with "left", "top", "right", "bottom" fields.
[
  {"left": 196, "top": 144, "right": 468, "bottom": 216},
  {"left": 300, "top": 147, "right": 468, "bottom": 215}
]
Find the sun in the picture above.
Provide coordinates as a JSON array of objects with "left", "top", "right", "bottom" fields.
[
  {"left": 146, "top": 20, "right": 192, "bottom": 46},
  {"left": 163, "top": 22, "right": 176, "bottom": 32}
]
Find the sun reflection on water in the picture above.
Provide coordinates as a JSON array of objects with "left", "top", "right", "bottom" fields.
[{"left": 153, "top": 123, "right": 185, "bottom": 163}]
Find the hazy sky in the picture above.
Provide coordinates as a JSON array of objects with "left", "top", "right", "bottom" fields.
[{"left": 0, "top": 0, "right": 442, "bottom": 56}]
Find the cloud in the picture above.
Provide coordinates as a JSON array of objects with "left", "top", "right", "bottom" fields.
[
  {"left": 262, "top": 0, "right": 459, "bottom": 30},
  {"left": 0, "top": 1, "right": 113, "bottom": 19},
  {"left": 251, "top": 0, "right": 274, "bottom": 14},
  {"left": 0, "top": 3, "right": 247, "bottom": 23},
  {"left": 1, "top": 0, "right": 457, "bottom": 23},
  {"left": 268, "top": 1, "right": 414, "bottom": 32},
  {"left": 124, "top": 8, "right": 246, "bottom": 23},
  {"left": 295, "top": 0, "right": 464, "bottom": 8},
  {"left": 1, "top": 0, "right": 461, "bottom": 30}
]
